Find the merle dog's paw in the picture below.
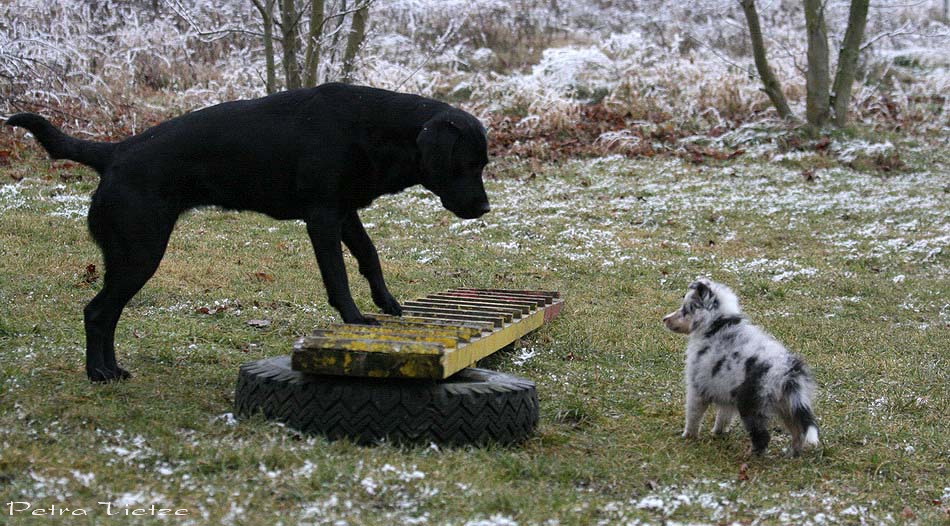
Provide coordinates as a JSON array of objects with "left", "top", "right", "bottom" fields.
[
  {"left": 87, "top": 366, "right": 132, "bottom": 383},
  {"left": 373, "top": 292, "right": 402, "bottom": 316}
]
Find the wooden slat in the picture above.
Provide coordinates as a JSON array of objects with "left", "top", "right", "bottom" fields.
[
  {"left": 400, "top": 306, "right": 508, "bottom": 326},
  {"left": 458, "top": 288, "right": 561, "bottom": 300},
  {"left": 365, "top": 313, "right": 492, "bottom": 334},
  {"left": 423, "top": 294, "right": 535, "bottom": 315},
  {"left": 300, "top": 335, "right": 445, "bottom": 354},
  {"left": 406, "top": 298, "right": 525, "bottom": 318},
  {"left": 321, "top": 322, "right": 473, "bottom": 341},
  {"left": 309, "top": 327, "right": 460, "bottom": 348},
  {"left": 431, "top": 290, "right": 539, "bottom": 306},
  {"left": 448, "top": 289, "right": 551, "bottom": 306}
]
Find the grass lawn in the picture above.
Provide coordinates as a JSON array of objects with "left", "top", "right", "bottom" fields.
[{"left": 0, "top": 142, "right": 947, "bottom": 525}]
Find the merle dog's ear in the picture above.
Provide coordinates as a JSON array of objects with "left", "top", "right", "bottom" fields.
[
  {"left": 688, "top": 279, "right": 715, "bottom": 307},
  {"left": 417, "top": 113, "right": 460, "bottom": 180}
]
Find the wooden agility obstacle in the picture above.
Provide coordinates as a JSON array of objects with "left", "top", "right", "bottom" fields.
[{"left": 292, "top": 289, "right": 563, "bottom": 379}]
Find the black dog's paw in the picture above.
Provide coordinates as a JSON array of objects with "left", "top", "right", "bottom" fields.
[
  {"left": 87, "top": 366, "right": 132, "bottom": 383},
  {"left": 354, "top": 316, "right": 381, "bottom": 326},
  {"left": 375, "top": 293, "right": 402, "bottom": 316},
  {"left": 344, "top": 313, "right": 381, "bottom": 326}
]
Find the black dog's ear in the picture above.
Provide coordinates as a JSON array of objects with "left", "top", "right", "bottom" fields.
[{"left": 417, "top": 113, "right": 460, "bottom": 180}]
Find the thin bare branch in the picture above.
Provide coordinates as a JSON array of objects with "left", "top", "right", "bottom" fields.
[
  {"left": 170, "top": 1, "right": 264, "bottom": 41},
  {"left": 857, "top": 21, "right": 950, "bottom": 51},
  {"left": 682, "top": 33, "right": 748, "bottom": 74},
  {"left": 392, "top": 17, "right": 462, "bottom": 91}
]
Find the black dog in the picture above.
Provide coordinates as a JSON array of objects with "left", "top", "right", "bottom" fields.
[{"left": 6, "top": 83, "right": 491, "bottom": 382}]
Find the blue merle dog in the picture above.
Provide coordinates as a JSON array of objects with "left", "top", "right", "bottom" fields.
[{"left": 663, "top": 278, "right": 820, "bottom": 456}]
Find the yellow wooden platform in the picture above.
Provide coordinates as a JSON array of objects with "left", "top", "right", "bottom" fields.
[{"left": 292, "top": 289, "right": 564, "bottom": 379}]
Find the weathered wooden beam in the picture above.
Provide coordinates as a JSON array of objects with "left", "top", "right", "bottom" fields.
[{"left": 292, "top": 289, "right": 563, "bottom": 379}]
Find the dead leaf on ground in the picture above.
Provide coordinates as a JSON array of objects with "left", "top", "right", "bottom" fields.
[
  {"left": 738, "top": 462, "right": 750, "bottom": 481},
  {"left": 195, "top": 305, "right": 227, "bottom": 315},
  {"left": 253, "top": 271, "right": 275, "bottom": 282},
  {"left": 80, "top": 263, "right": 99, "bottom": 285}
]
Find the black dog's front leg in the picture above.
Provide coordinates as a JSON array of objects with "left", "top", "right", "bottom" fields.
[
  {"left": 306, "top": 209, "right": 372, "bottom": 324},
  {"left": 341, "top": 211, "right": 402, "bottom": 316}
]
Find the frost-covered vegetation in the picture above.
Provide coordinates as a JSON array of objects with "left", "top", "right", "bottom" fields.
[{"left": 1, "top": 0, "right": 948, "bottom": 140}]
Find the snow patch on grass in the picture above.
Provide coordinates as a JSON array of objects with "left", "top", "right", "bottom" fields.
[
  {"left": 48, "top": 191, "right": 89, "bottom": 219},
  {"left": 464, "top": 515, "right": 519, "bottom": 526},
  {"left": 598, "top": 480, "right": 898, "bottom": 525},
  {"left": 0, "top": 182, "right": 27, "bottom": 211}
]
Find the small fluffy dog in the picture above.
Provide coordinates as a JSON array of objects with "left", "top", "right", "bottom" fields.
[{"left": 663, "top": 278, "right": 819, "bottom": 455}]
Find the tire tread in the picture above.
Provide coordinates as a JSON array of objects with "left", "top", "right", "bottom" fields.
[{"left": 234, "top": 356, "right": 538, "bottom": 445}]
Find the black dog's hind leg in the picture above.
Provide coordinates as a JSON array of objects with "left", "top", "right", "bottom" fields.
[
  {"left": 341, "top": 211, "right": 401, "bottom": 316},
  {"left": 306, "top": 209, "right": 373, "bottom": 325},
  {"left": 85, "top": 189, "right": 174, "bottom": 382}
]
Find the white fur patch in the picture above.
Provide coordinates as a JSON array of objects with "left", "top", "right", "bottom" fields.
[
  {"left": 708, "top": 281, "right": 741, "bottom": 315},
  {"left": 805, "top": 426, "right": 820, "bottom": 446}
]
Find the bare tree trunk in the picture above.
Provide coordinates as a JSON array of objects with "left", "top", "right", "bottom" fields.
[
  {"left": 341, "top": 2, "right": 370, "bottom": 83},
  {"left": 329, "top": 0, "right": 349, "bottom": 66},
  {"left": 804, "top": 0, "right": 831, "bottom": 127},
  {"left": 739, "top": 0, "right": 794, "bottom": 120},
  {"left": 279, "top": 0, "right": 301, "bottom": 90},
  {"left": 303, "top": 0, "right": 325, "bottom": 86},
  {"left": 831, "top": 0, "right": 869, "bottom": 127},
  {"left": 251, "top": 0, "right": 278, "bottom": 94}
]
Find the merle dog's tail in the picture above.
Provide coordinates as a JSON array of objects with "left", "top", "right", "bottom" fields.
[
  {"left": 6, "top": 113, "right": 115, "bottom": 173},
  {"left": 783, "top": 355, "right": 820, "bottom": 447}
]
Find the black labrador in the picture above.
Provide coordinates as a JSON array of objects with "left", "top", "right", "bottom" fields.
[{"left": 6, "top": 83, "right": 491, "bottom": 382}]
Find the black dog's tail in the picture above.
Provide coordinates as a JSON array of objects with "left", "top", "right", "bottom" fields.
[
  {"left": 5, "top": 113, "right": 116, "bottom": 173},
  {"left": 783, "top": 356, "right": 820, "bottom": 447}
]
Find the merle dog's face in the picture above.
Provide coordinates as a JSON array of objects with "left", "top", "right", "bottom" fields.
[
  {"left": 417, "top": 111, "right": 490, "bottom": 220},
  {"left": 663, "top": 279, "right": 715, "bottom": 334}
]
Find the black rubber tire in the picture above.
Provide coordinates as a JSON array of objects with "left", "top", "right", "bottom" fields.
[{"left": 234, "top": 356, "right": 539, "bottom": 446}]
